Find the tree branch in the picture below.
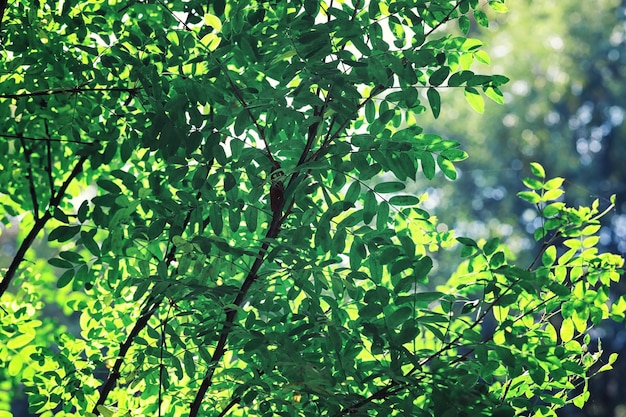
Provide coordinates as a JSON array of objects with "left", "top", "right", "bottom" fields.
[
  {"left": 214, "top": 57, "right": 278, "bottom": 167},
  {"left": 92, "top": 164, "right": 213, "bottom": 409},
  {"left": 0, "top": 86, "right": 138, "bottom": 100},
  {"left": 188, "top": 202, "right": 285, "bottom": 416},
  {"left": 216, "top": 395, "right": 241, "bottom": 417},
  {"left": 0, "top": 154, "right": 89, "bottom": 299},
  {"left": 0, "top": 133, "right": 95, "bottom": 145},
  {"left": 92, "top": 301, "right": 161, "bottom": 412},
  {"left": 188, "top": 116, "right": 320, "bottom": 415}
]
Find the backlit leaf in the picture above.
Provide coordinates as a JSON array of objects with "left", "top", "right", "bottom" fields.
[{"left": 464, "top": 87, "right": 485, "bottom": 113}]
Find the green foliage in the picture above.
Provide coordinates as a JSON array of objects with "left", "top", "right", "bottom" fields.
[{"left": 0, "top": 1, "right": 622, "bottom": 417}]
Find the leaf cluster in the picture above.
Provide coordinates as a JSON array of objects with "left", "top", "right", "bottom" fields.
[{"left": 0, "top": 1, "right": 623, "bottom": 417}]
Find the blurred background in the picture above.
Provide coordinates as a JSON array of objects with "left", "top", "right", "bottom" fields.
[{"left": 418, "top": 1, "right": 626, "bottom": 415}]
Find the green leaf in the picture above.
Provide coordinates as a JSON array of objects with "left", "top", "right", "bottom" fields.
[
  {"left": 429, "top": 66, "right": 450, "bottom": 86},
  {"left": 389, "top": 257, "right": 412, "bottom": 276},
  {"left": 48, "top": 257, "right": 73, "bottom": 268},
  {"left": 192, "top": 165, "right": 209, "bottom": 189},
  {"left": 365, "top": 99, "right": 376, "bottom": 123},
  {"left": 48, "top": 225, "right": 81, "bottom": 242},
  {"left": 345, "top": 181, "right": 361, "bottom": 204},
  {"left": 363, "top": 190, "right": 377, "bottom": 224},
  {"left": 245, "top": 205, "right": 258, "bottom": 232},
  {"left": 210, "top": 204, "right": 223, "bottom": 235},
  {"left": 517, "top": 191, "right": 541, "bottom": 204},
  {"left": 543, "top": 188, "right": 564, "bottom": 201},
  {"left": 389, "top": 195, "right": 420, "bottom": 206},
  {"left": 315, "top": 221, "right": 331, "bottom": 252},
  {"left": 376, "top": 201, "right": 390, "bottom": 231},
  {"left": 436, "top": 155, "right": 457, "bottom": 179},
  {"left": 77, "top": 200, "right": 90, "bottom": 223},
  {"left": 57, "top": 269, "right": 75, "bottom": 288},
  {"left": 483, "top": 238, "right": 500, "bottom": 256},
  {"left": 484, "top": 86, "right": 504, "bottom": 104},
  {"left": 374, "top": 181, "right": 405, "bottom": 193},
  {"left": 457, "top": 237, "right": 477, "bottom": 247},
  {"left": 387, "top": 306, "right": 412, "bottom": 328},
  {"left": 474, "top": 10, "right": 489, "bottom": 27},
  {"left": 359, "top": 302, "right": 382, "bottom": 319},
  {"left": 7, "top": 329, "right": 36, "bottom": 349},
  {"left": 96, "top": 405, "right": 117, "bottom": 417},
  {"left": 420, "top": 152, "right": 436, "bottom": 180},
  {"left": 542, "top": 245, "right": 557, "bottom": 267},
  {"left": 448, "top": 70, "right": 474, "bottom": 87},
  {"left": 332, "top": 227, "right": 347, "bottom": 255},
  {"left": 560, "top": 318, "right": 574, "bottom": 342},
  {"left": 53, "top": 207, "right": 69, "bottom": 223},
  {"left": 474, "top": 50, "right": 491, "bottom": 65},
  {"left": 530, "top": 162, "right": 546, "bottom": 179},
  {"left": 458, "top": 15, "right": 470, "bottom": 35},
  {"left": 414, "top": 291, "right": 444, "bottom": 303},
  {"left": 234, "top": 110, "right": 248, "bottom": 136},
  {"left": 522, "top": 177, "right": 543, "bottom": 190},
  {"left": 543, "top": 177, "right": 565, "bottom": 190},
  {"left": 97, "top": 179, "right": 122, "bottom": 194},
  {"left": 489, "top": 251, "right": 505, "bottom": 268},
  {"left": 148, "top": 218, "right": 167, "bottom": 239},
  {"left": 464, "top": 87, "right": 485, "bottom": 113},
  {"left": 223, "top": 172, "right": 237, "bottom": 191},
  {"left": 427, "top": 87, "right": 441, "bottom": 118},
  {"left": 81, "top": 230, "right": 101, "bottom": 256},
  {"left": 414, "top": 256, "right": 433, "bottom": 280},
  {"left": 488, "top": 1, "right": 509, "bottom": 13}
]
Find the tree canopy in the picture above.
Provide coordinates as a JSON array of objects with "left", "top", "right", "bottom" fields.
[{"left": 0, "top": 1, "right": 624, "bottom": 416}]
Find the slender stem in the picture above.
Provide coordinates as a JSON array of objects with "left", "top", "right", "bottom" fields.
[
  {"left": 188, "top": 203, "right": 285, "bottom": 417},
  {"left": 19, "top": 138, "right": 40, "bottom": 220},
  {"left": 0, "top": 133, "right": 95, "bottom": 144},
  {"left": 214, "top": 57, "right": 277, "bottom": 167},
  {"left": 92, "top": 181, "right": 210, "bottom": 410},
  {"left": 0, "top": 154, "right": 89, "bottom": 299},
  {"left": 92, "top": 301, "right": 161, "bottom": 412},
  {"left": 0, "top": 86, "right": 138, "bottom": 100},
  {"left": 216, "top": 395, "right": 241, "bottom": 417}
]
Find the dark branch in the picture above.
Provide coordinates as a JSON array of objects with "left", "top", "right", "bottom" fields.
[
  {"left": 92, "top": 169, "right": 213, "bottom": 410},
  {"left": 0, "top": 133, "right": 95, "bottom": 145},
  {"left": 92, "top": 301, "right": 161, "bottom": 412},
  {"left": 188, "top": 203, "right": 285, "bottom": 417},
  {"left": 0, "top": 86, "right": 138, "bottom": 100},
  {"left": 188, "top": 117, "right": 319, "bottom": 415},
  {"left": 214, "top": 57, "right": 277, "bottom": 167},
  {"left": 0, "top": 154, "right": 89, "bottom": 299},
  {"left": 216, "top": 395, "right": 241, "bottom": 417}
]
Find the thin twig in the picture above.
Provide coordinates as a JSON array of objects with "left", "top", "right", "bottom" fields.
[
  {"left": 0, "top": 133, "right": 95, "bottom": 144},
  {"left": 0, "top": 86, "right": 138, "bottom": 100},
  {"left": 213, "top": 57, "right": 277, "bottom": 167},
  {"left": 0, "top": 154, "right": 89, "bottom": 299},
  {"left": 216, "top": 395, "right": 241, "bottom": 417},
  {"left": 44, "top": 121, "right": 55, "bottom": 196},
  {"left": 92, "top": 176, "right": 211, "bottom": 410}
]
